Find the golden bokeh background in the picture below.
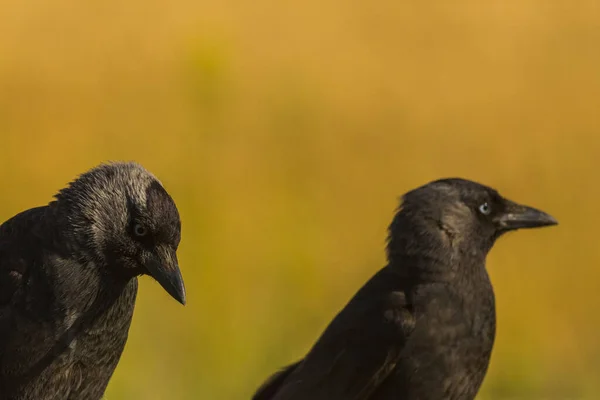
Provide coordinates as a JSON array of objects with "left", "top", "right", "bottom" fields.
[{"left": 0, "top": 1, "right": 598, "bottom": 399}]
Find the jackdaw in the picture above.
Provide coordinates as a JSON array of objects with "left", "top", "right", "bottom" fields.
[
  {"left": 254, "top": 178, "right": 557, "bottom": 400},
  {"left": 0, "top": 162, "right": 185, "bottom": 400}
]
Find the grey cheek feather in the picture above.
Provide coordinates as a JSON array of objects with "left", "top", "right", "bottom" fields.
[{"left": 82, "top": 192, "right": 129, "bottom": 257}]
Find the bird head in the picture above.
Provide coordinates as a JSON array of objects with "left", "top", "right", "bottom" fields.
[
  {"left": 55, "top": 162, "right": 186, "bottom": 305},
  {"left": 387, "top": 178, "right": 557, "bottom": 267}
]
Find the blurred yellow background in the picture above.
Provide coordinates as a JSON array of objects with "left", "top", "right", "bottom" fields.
[{"left": 0, "top": 1, "right": 597, "bottom": 399}]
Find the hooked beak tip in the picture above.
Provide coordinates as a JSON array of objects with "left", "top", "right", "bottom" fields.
[
  {"left": 175, "top": 286, "right": 187, "bottom": 305},
  {"left": 167, "top": 279, "right": 186, "bottom": 305},
  {"left": 543, "top": 214, "right": 558, "bottom": 226},
  {"left": 145, "top": 257, "right": 186, "bottom": 306}
]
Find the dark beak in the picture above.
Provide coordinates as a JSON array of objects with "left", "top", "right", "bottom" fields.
[
  {"left": 145, "top": 246, "right": 186, "bottom": 305},
  {"left": 496, "top": 201, "right": 558, "bottom": 231}
]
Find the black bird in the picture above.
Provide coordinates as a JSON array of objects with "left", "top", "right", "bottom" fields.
[
  {"left": 254, "top": 178, "right": 557, "bottom": 400},
  {"left": 0, "top": 162, "right": 185, "bottom": 400}
]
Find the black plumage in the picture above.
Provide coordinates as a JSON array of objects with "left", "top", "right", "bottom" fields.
[
  {"left": 254, "top": 178, "right": 557, "bottom": 400},
  {"left": 0, "top": 162, "right": 185, "bottom": 400}
]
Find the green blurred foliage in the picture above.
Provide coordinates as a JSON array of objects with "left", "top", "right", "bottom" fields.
[{"left": 0, "top": 0, "right": 598, "bottom": 398}]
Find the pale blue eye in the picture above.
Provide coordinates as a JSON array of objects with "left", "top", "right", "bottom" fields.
[
  {"left": 478, "top": 202, "right": 491, "bottom": 215},
  {"left": 134, "top": 223, "right": 148, "bottom": 237}
]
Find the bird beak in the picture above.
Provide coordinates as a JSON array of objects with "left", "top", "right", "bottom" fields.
[
  {"left": 145, "top": 246, "right": 186, "bottom": 305},
  {"left": 496, "top": 200, "right": 558, "bottom": 231}
]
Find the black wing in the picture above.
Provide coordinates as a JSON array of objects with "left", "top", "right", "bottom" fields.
[
  {"left": 0, "top": 206, "right": 49, "bottom": 367},
  {"left": 253, "top": 361, "right": 302, "bottom": 400},
  {"left": 254, "top": 267, "right": 415, "bottom": 400}
]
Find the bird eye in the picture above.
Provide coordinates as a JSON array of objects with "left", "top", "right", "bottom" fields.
[
  {"left": 478, "top": 202, "right": 491, "bottom": 215},
  {"left": 133, "top": 223, "right": 148, "bottom": 237}
]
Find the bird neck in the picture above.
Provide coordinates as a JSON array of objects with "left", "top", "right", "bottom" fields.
[
  {"left": 388, "top": 251, "right": 488, "bottom": 287},
  {"left": 45, "top": 201, "right": 95, "bottom": 262},
  {"left": 387, "top": 213, "right": 488, "bottom": 283}
]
